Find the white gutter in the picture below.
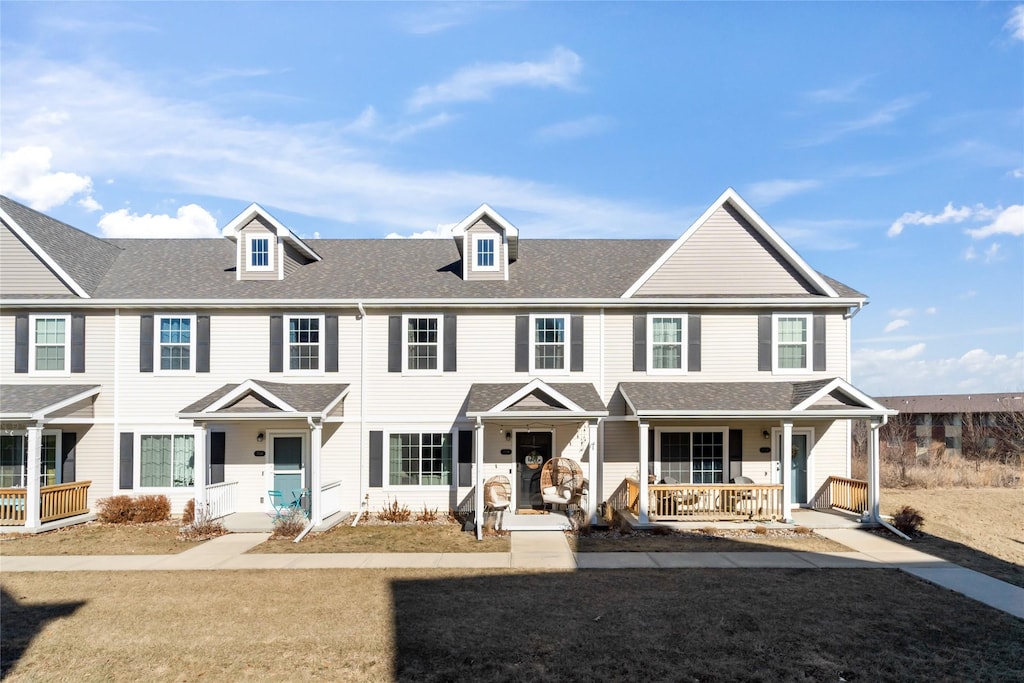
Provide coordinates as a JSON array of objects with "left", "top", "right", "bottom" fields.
[
  {"left": 357, "top": 302, "right": 367, "bottom": 526},
  {"left": 843, "top": 301, "right": 866, "bottom": 320},
  {"left": 869, "top": 413, "right": 911, "bottom": 540}
]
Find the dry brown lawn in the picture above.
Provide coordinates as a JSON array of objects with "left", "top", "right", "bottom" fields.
[
  {"left": 0, "top": 521, "right": 200, "bottom": 556},
  {"left": 3, "top": 568, "right": 1022, "bottom": 682},
  {"left": 881, "top": 487, "right": 1024, "bottom": 588},
  {"left": 251, "top": 521, "right": 511, "bottom": 554},
  {"left": 571, "top": 527, "right": 849, "bottom": 553}
]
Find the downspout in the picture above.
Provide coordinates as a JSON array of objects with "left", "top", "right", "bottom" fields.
[
  {"left": 870, "top": 414, "right": 911, "bottom": 540},
  {"left": 356, "top": 302, "right": 368, "bottom": 524}
]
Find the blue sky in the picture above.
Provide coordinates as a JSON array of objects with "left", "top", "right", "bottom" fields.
[{"left": 2, "top": 2, "right": 1022, "bottom": 395}]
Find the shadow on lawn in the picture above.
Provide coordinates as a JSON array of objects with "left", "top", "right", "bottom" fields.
[
  {"left": 876, "top": 529, "right": 1024, "bottom": 589},
  {"left": 0, "top": 588, "right": 85, "bottom": 680}
]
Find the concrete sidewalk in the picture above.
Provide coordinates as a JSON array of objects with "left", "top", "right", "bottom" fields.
[{"left": 2, "top": 528, "right": 1021, "bottom": 620}]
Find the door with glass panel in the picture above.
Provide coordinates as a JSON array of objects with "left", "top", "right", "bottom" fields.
[{"left": 270, "top": 436, "right": 304, "bottom": 506}]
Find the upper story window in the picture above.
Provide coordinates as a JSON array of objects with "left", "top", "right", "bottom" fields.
[
  {"left": 648, "top": 314, "right": 687, "bottom": 373},
  {"left": 403, "top": 314, "right": 442, "bottom": 373},
  {"left": 247, "top": 234, "right": 274, "bottom": 271},
  {"left": 286, "top": 315, "right": 323, "bottom": 372},
  {"left": 30, "top": 314, "right": 70, "bottom": 374},
  {"left": 157, "top": 315, "right": 195, "bottom": 372},
  {"left": 474, "top": 236, "right": 498, "bottom": 271},
  {"left": 530, "top": 314, "right": 569, "bottom": 373},
  {"left": 773, "top": 313, "right": 812, "bottom": 372}
]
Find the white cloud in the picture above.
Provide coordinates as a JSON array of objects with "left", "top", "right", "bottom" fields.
[
  {"left": 535, "top": 115, "right": 614, "bottom": 142},
  {"left": 1010, "top": 168, "right": 1023, "bottom": 179},
  {"left": 1006, "top": 5, "right": 1024, "bottom": 41},
  {"left": 853, "top": 344, "right": 1024, "bottom": 395},
  {"left": 78, "top": 195, "right": 103, "bottom": 212},
  {"left": 965, "top": 205, "right": 1024, "bottom": 238},
  {"left": 192, "top": 67, "right": 288, "bottom": 86},
  {"left": 984, "top": 242, "right": 1002, "bottom": 262},
  {"left": 884, "top": 319, "right": 910, "bottom": 333},
  {"left": 408, "top": 47, "right": 582, "bottom": 110},
  {"left": 887, "top": 201, "right": 975, "bottom": 237},
  {"left": 803, "top": 76, "right": 872, "bottom": 103},
  {"left": 964, "top": 245, "right": 977, "bottom": 260},
  {"left": 925, "top": 307, "right": 937, "bottom": 315},
  {"left": 385, "top": 223, "right": 456, "bottom": 239},
  {"left": 800, "top": 96, "right": 922, "bottom": 146},
  {"left": 959, "top": 289, "right": 977, "bottom": 300},
  {"left": 97, "top": 204, "right": 219, "bottom": 238},
  {"left": 0, "top": 145, "right": 95, "bottom": 210},
  {"left": 745, "top": 179, "right": 822, "bottom": 205},
  {"left": 889, "top": 307, "right": 915, "bottom": 317}
]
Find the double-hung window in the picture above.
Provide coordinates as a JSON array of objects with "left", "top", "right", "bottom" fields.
[
  {"left": 157, "top": 315, "right": 195, "bottom": 372},
  {"left": 0, "top": 431, "right": 62, "bottom": 488},
  {"left": 530, "top": 314, "right": 569, "bottom": 373},
  {"left": 648, "top": 314, "right": 686, "bottom": 373},
  {"left": 474, "top": 236, "right": 497, "bottom": 270},
  {"left": 30, "top": 314, "right": 70, "bottom": 374},
  {"left": 139, "top": 434, "right": 194, "bottom": 487},
  {"left": 285, "top": 315, "right": 323, "bottom": 372},
  {"left": 247, "top": 234, "right": 274, "bottom": 271},
  {"left": 388, "top": 432, "right": 452, "bottom": 486},
  {"left": 404, "top": 314, "right": 442, "bottom": 372},
  {"left": 773, "top": 313, "right": 812, "bottom": 372},
  {"left": 657, "top": 430, "right": 725, "bottom": 484}
]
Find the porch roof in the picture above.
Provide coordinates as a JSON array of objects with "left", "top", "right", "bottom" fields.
[
  {"left": 178, "top": 380, "right": 349, "bottom": 420},
  {"left": 0, "top": 384, "right": 101, "bottom": 421},
  {"left": 618, "top": 378, "right": 894, "bottom": 419},
  {"left": 465, "top": 380, "right": 608, "bottom": 418}
]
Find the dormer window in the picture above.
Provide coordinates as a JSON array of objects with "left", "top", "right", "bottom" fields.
[
  {"left": 474, "top": 236, "right": 497, "bottom": 271},
  {"left": 246, "top": 234, "right": 274, "bottom": 272}
]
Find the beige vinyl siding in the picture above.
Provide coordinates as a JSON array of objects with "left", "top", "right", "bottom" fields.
[
  {"left": 0, "top": 226, "right": 75, "bottom": 295},
  {"left": 807, "top": 419, "right": 848, "bottom": 496},
  {"left": 282, "top": 242, "right": 306, "bottom": 278},
  {"left": 69, "top": 424, "right": 114, "bottom": 511},
  {"left": 465, "top": 218, "right": 505, "bottom": 281},
  {"left": 239, "top": 220, "right": 278, "bottom": 281},
  {"left": 635, "top": 205, "right": 817, "bottom": 296}
]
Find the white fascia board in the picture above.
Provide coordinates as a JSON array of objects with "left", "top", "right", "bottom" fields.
[
  {"left": 220, "top": 203, "right": 321, "bottom": 262},
  {"left": 620, "top": 389, "right": 639, "bottom": 416},
  {"left": 792, "top": 378, "right": 891, "bottom": 413},
  {"left": 0, "top": 206, "right": 91, "bottom": 298},
  {"left": 451, "top": 203, "right": 520, "bottom": 239},
  {"left": 30, "top": 386, "right": 102, "bottom": 420},
  {"left": 621, "top": 188, "right": 839, "bottom": 299},
  {"left": 490, "top": 378, "right": 585, "bottom": 413},
  {"left": 466, "top": 410, "right": 608, "bottom": 419},
  {"left": 205, "top": 379, "right": 298, "bottom": 413},
  {"left": 634, "top": 408, "right": 897, "bottom": 419},
  {"left": 177, "top": 411, "right": 321, "bottom": 421}
]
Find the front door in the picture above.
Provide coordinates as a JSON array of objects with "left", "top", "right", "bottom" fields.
[
  {"left": 271, "top": 436, "right": 304, "bottom": 504},
  {"left": 516, "top": 432, "right": 552, "bottom": 510},
  {"left": 791, "top": 434, "right": 809, "bottom": 504}
]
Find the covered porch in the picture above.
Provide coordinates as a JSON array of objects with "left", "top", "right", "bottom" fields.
[
  {"left": 0, "top": 385, "right": 99, "bottom": 529},
  {"left": 178, "top": 379, "right": 350, "bottom": 527},
  {"left": 611, "top": 378, "right": 896, "bottom": 525}
]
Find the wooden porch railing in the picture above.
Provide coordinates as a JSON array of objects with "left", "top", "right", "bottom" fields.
[
  {"left": 811, "top": 476, "right": 868, "bottom": 515},
  {"left": 1, "top": 481, "right": 92, "bottom": 525},
  {"left": 612, "top": 478, "right": 784, "bottom": 521}
]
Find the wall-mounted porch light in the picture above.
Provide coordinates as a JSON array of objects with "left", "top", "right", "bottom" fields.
[{"left": 257, "top": 432, "right": 265, "bottom": 443}]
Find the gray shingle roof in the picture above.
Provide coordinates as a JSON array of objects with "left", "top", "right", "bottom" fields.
[
  {"left": 1, "top": 195, "right": 122, "bottom": 294},
  {"left": 618, "top": 380, "right": 863, "bottom": 413},
  {"left": 467, "top": 382, "right": 607, "bottom": 413},
  {"left": 876, "top": 393, "right": 1024, "bottom": 414},
  {"left": 0, "top": 384, "right": 101, "bottom": 417},
  {"left": 179, "top": 380, "right": 349, "bottom": 415}
]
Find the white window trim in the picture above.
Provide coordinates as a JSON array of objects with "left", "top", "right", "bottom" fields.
[
  {"left": 472, "top": 235, "right": 499, "bottom": 271},
  {"left": 383, "top": 429, "right": 455, "bottom": 490},
  {"left": 135, "top": 429, "right": 196, "bottom": 490},
  {"left": 653, "top": 427, "right": 728, "bottom": 484},
  {"left": 0, "top": 429, "right": 62, "bottom": 487},
  {"left": 283, "top": 313, "right": 326, "bottom": 376},
  {"left": 246, "top": 233, "right": 276, "bottom": 272},
  {"left": 154, "top": 314, "right": 197, "bottom": 375},
  {"left": 28, "top": 313, "right": 71, "bottom": 376},
  {"left": 401, "top": 313, "right": 444, "bottom": 376},
  {"left": 772, "top": 312, "right": 813, "bottom": 374},
  {"left": 646, "top": 313, "right": 688, "bottom": 376},
  {"left": 529, "top": 313, "right": 571, "bottom": 375},
  {"left": 264, "top": 429, "right": 308, "bottom": 513}
]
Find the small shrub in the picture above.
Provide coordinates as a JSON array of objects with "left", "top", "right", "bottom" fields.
[
  {"left": 96, "top": 495, "right": 135, "bottom": 524},
  {"left": 96, "top": 495, "right": 170, "bottom": 523},
  {"left": 133, "top": 495, "right": 171, "bottom": 523},
  {"left": 178, "top": 507, "right": 226, "bottom": 541},
  {"left": 793, "top": 525, "right": 813, "bottom": 535},
  {"left": 700, "top": 526, "right": 718, "bottom": 536},
  {"left": 271, "top": 509, "right": 307, "bottom": 540},
  {"left": 753, "top": 525, "right": 768, "bottom": 535},
  {"left": 181, "top": 498, "right": 195, "bottom": 525},
  {"left": 416, "top": 505, "right": 439, "bottom": 523},
  {"left": 891, "top": 505, "right": 925, "bottom": 535},
  {"left": 379, "top": 498, "right": 412, "bottom": 523}
]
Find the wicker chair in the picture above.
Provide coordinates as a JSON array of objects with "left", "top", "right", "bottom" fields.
[
  {"left": 539, "top": 457, "right": 586, "bottom": 508},
  {"left": 483, "top": 475, "right": 512, "bottom": 529}
]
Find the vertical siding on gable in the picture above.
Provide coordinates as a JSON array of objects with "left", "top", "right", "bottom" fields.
[
  {"left": 635, "top": 205, "right": 817, "bottom": 296},
  {"left": 238, "top": 219, "right": 278, "bottom": 281},
  {"left": 465, "top": 218, "right": 506, "bottom": 281},
  {"left": 0, "top": 226, "right": 76, "bottom": 295}
]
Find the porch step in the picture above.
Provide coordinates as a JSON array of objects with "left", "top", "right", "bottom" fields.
[{"left": 498, "top": 512, "right": 574, "bottom": 532}]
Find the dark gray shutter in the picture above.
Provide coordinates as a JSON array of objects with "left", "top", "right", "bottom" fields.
[
  {"left": 632, "top": 314, "right": 646, "bottom": 372},
  {"left": 71, "top": 314, "right": 86, "bottom": 373},
  {"left": 515, "top": 315, "right": 529, "bottom": 372},
  {"left": 369, "top": 430, "right": 383, "bottom": 487},
  {"left": 209, "top": 432, "right": 225, "bottom": 485},
  {"left": 687, "top": 313, "right": 701, "bottom": 372},
  {"left": 139, "top": 315, "right": 153, "bottom": 372},
  {"left": 729, "top": 429, "right": 743, "bottom": 465},
  {"left": 196, "top": 315, "right": 210, "bottom": 373},
  {"left": 388, "top": 316, "right": 401, "bottom": 373},
  {"left": 14, "top": 314, "right": 28, "bottom": 373},
  {"left": 813, "top": 314, "right": 827, "bottom": 372},
  {"left": 757, "top": 314, "right": 772, "bottom": 372},
  {"left": 269, "top": 315, "right": 283, "bottom": 372},
  {"left": 648, "top": 428, "right": 656, "bottom": 478},
  {"left": 325, "top": 314, "right": 339, "bottom": 373},
  {"left": 119, "top": 432, "right": 134, "bottom": 489},
  {"left": 61, "top": 432, "right": 77, "bottom": 482},
  {"left": 443, "top": 313, "right": 457, "bottom": 372},
  {"left": 570, "top": 315, "right": 584, "bottom": 372},
  {"left": 458, "top": 429, "right": 473, "bottom": 487}
]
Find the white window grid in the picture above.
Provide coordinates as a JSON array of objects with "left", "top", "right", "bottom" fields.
[
  {"left": 404, "top": 315, "right": 442, "bottom": 372},
  {"left": 530, "top": 314, "right": 569, "bottom": 373},
  {"left": 772, "top": 313, "right": 812, "bottom": 373},
  {"left": 29, "top": 314, "right": 70, "bottom": 374},
  {"left": 286, "top": 315, "right": 323, "bottom": 372},
  {"left": 156, "top": 315, "right": 195, "bottom": 373}
]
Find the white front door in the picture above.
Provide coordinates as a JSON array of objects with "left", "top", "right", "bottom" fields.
[{"left": 266, "top": 433, "right": 305, "bottom": 511}]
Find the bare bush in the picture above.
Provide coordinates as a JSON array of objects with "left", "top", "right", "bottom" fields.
[
  {"left": 891, "top": 505, "right": 924, "bottom": 535},
  {"left": 178, "top": 506, "right": 226, "bottom": 541},
  {"left": 415, "top": 505, "right": 439, "bottom": 523},
  {"left": 379, "top": 498, "right": 412, "bottom": 523},
  {"left": 270, "top": 509, "right": 307, "bottom": 540},
  {"left": 96, "top": 495, "right": 170, "bottom": 524}
]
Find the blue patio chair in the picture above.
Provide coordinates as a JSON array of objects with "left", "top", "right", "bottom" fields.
[
  {"left": 268, "top": 490, "right": 291, "bottom": 520},
  {"left": 290, "top": 488, "right": 310, "bottom": 518}
]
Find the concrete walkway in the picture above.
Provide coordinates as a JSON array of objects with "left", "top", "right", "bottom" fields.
[{"left": 2, "top": 529, "right": 1021, "bottom": 619}]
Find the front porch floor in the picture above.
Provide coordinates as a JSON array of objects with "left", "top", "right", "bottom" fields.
[
  {"left": 0, "top": 512, "right": 98, "bottom": 535},
  {"left": 617, "top": 506, "right": 871, "bottom": 531},
  {"left": 495, "top": 512, "right": 575, "bottom": 532},
  {"left": 221, "top": 511, "right": 350, "bottom": 533}
]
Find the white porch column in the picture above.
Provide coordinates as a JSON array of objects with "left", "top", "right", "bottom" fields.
[
  {"left": 587, "top": 420, "right": 599, "bottom": 523},
  {"left": 25, "top": 426, "right": 43, "bottom": 528},
  {"left": 868, "top": 419, "right": 881, "bottom": 522},
  {"left": 193, "top": 422, "right": 208, "bottom": 515},
  {"left": 781, "top": 420, "right": 793, "bottom": 522},
  {"left": 310, "top": 419, "right": 323, "bottom": 525},
  {"left": 638, "top": 421, "right": 649, "bottom": 524},
  {"left": 474, "top": 418, "right": 485, "bottom": 540}
]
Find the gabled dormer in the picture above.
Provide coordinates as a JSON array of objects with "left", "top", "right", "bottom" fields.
[
  {"left": 451, "top": 204, "right": 519, "bottom": 282},
  {"left": 222, "top": 203, "right": 321, "bottom": 281}
]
